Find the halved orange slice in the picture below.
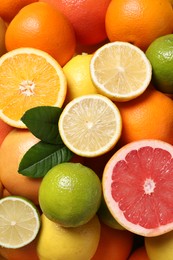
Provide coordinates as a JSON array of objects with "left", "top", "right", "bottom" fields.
[{"left": 0, "top": 48, "right": 67, "bottom": 128}]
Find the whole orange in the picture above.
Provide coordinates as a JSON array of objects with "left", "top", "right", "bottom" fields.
[
  {"left": 116, "top": 88, "right": 173, "bottom": 146},
  {"left": 0, "top": 0, "right": 38, "bottom": 23},
  {"left": 0, "top": 119, "right": 13, "bottom": 146},
  {"left": 105, "top": 0, "right": 173, "bottom": 51},
  {"left": 5, "top": 2, "right": 76, "bottom": 66},
  {"left": 39, "top": 0, "right": 111, "bottom": 46},
  {"left": 0, "top": 237, "right": 39, "bottom": 260},
  {"left": 129, "top": 246, "right": 149, "bottom": 260},
  {"left": 0, "top": 129, "right": 42, "bottom": 205},
  {"left": 92, "top": 223, "right": 134, "bottom": 260}
]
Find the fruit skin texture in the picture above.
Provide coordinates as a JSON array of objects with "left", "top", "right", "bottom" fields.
[
  {"left": 0, "top": 129, "right": 42, "bottom": 205},
  {"left": 145, "top": 231, "right": 173, "bottom": 260},
  {"left": 92, "top": 223, "right": 134, "bottom": 260},
  {"left": 105, "top": 0, "right": 173, "bottom": 51},
  {"left": 63, "top": 54, "right": 98, "bottom": 104},
  {"left": 0, "top": 18, "right": 7, "bottom": 57},
  {"left": 0, "top": 119, "right": 13, "bottom": 146},
  {"left": 39, "top": 162, "right": 102, "bottom": 227},
  {"left": 0, "top": 0, "right": 38, "bottom": 23},
  {"left": 39, "top": 0, "right": 111, "bottom": 45},
  {"left": 116, "top": 88, "right": 173, "bottom": 146},
  {"left": 5, "top": 2, "right": 76, "bottom": 66},
  {"left": 0, "top": 238, "right": 39, "bottom": 260},
  {"left": 37, "top": 214, "right": 101, "bottom": 260},
  {"left": 146, "top": 34, "right": 173, "bottom": 94}
]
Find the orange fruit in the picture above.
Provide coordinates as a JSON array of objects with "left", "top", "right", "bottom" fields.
[
  {"left": 0, "top": 129, "right": 42, "bottom": 204},
  {"left": 0, "top": 17, "right": 7, "bottom": 57},
  {"left": 128, "top": 246, "right": 149, "bottom": 260},
  {"left": 116, "top": 88, "right": 173, "bottom": 146},
  {"left": 0, "top": 238, "right": 39, "bottom": 260},
  {"left": 39, "top": 0, "right": 111, "bottom": 46},
  {"left": 2, "top": 188, "right": 11, "bottom": 198},
  {"left": 5, "top": 2, "right": 76, "bottom": 66},
  {"left": 0, "top": 180, "right": 3, "bottom": 198},
  {"left": 105, "top": 0, "right": 173, "bottom": 51},
  {"left": 0, "top": 119, "right": 13, "bottom": 146},
  {"left": 92, "top": 223, "right": 134, "bottom": 260},
  {"left": 103, "top": 139, "right": 173, "bottom": 237},
  {"left": 0, "top": 47, "right": 67, "bottom": 128},
  {"left": 0, "top": 0, "right": 38, "bottom": 23}
]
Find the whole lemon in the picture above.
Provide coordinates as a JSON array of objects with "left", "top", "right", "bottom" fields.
[
  {"left": 145, "top": 230, "right": 173, "bottom": 260},
  {"left": 37, "top": 214, "right": 101, "bottom": 260},
  {"left": 63, "top": 54, "right": 98, "bottom": 104},
  {"left": 39, "top": 162, "right": 102, "bottom": 227}
]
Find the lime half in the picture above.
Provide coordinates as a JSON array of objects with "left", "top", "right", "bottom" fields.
[{"left": 0, "top": 196, "right": 40, "bottom": 248}]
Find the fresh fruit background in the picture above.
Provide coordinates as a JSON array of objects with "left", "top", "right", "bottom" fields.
[{"left": 0, "top": 0, "right": 173, "bottom": 259}]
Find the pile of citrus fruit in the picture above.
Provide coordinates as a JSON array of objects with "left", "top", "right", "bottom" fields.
[{"left": 0, "top": 0, "right": 173, "bottom": 259}]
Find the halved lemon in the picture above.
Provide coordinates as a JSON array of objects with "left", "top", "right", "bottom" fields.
[
  {"left": 90, "top": 42, "right": 152, "bottom": 101},
  {"left": 0, "top": 47, "right": 67, "bottom": 128},
  {"left": 0, "top": 196, "right": 41, "bottom": 248},
  {"left": 58, "top": 94, "right": 122, "bottom": 157}
]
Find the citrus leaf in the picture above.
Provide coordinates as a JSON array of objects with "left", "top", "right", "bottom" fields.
[
  {"left": 18, "top": 141, "right": 73, "bottom": 178},
  {"left": 21, "top": 106, "right": 62, "bottom": 144}
]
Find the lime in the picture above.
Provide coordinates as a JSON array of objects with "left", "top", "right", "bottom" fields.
[
  {"left": 146, "top": 34, "right": 173, "bottom": 94},
  {"left": 37, "top": 214, "right": 101, "bottom": 260},
  {"left": 98, "top": 196, "right": 125, "bottom": 230},
  {"left": 0, "top": 196, "right": 41, "bottom": 248},
  {"left": 63, "top": 53, "right": 98, "bottom": 104},
  {"left": 39, "top": 162, "right": 102, "bottom": 227}
]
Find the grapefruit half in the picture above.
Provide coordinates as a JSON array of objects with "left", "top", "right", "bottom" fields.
[{"left": 102, "top": 139, "right": 173, "bottom": 237}]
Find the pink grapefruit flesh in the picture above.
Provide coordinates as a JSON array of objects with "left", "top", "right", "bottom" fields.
[{"left": 102, "top": 139, "right": 173, "bottom": 237}]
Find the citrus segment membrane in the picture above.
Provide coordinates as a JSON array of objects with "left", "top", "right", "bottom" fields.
[
  {"left": 0, "top": 196, "right": 40, "bottom": 248},
  {"left": 0, "top": 47, "right": 67, "bottom": 128},
  {"left": 90, "top": 42, "right": 152, "bottom": 101},
  {"left": 103, "top": 139, "right": 173, "bottom": 237},
  {"left": 58, "top": 94, "right": 122, "bottom": 157}
]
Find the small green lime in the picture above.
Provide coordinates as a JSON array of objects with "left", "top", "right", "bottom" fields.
[
  {"left": 39, "top": 162, "right": 102, "bottom": 227},
  {"left": 97, "top": 196, "right": 125, "bottom": 230},
  {"left": 146, "top": 34, "right": 173, "bottom": 94}
]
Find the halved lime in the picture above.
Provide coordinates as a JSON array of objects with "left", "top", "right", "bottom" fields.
[{"left": 0, "top": 196, "right": 41, "bottom": 248}]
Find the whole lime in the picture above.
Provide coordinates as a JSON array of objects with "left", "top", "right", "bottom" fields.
[
  {"left": 37, "top": 214, "right": 101, "bottom": 260},
  {"left": 98, "top": 196, "right": 125, "bottom": 230},
  {"left": 146, "top": 34, "right": 173, "bottom": 94},
  {"left": 39, "top": 162, "right": 102, "bottom": 227}
]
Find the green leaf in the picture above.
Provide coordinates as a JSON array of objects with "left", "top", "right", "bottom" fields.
[
  {"left": 18, "top": 141, "right": 73, "bottom": 178},
  {"left": 21, "top": 106, "right": 62, "bottom": 144}
]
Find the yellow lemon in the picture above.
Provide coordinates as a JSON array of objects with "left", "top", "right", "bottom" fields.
[
  {"left": 63, "top": 53, "right": 98, "bottom": 104},
  {"left": 37, "top": 214, "right": 101, "bottom": 260}
]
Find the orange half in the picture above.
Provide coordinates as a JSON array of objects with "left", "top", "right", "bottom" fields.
[{"left": 0, "top": 47, "right": 67, "bottom": 128}]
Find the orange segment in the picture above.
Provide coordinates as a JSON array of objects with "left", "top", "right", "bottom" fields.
[{"left": 0, "top": 48, "right": 67, "bottom": 128}]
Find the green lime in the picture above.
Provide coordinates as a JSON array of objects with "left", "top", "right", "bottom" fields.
[
  {"left": 97, "top": 196, "right": 125, "bottom": 230},
  {"left": 37, "top": 214, "right": 101, "bottom": 260},
  {"left": 146, "top": 34, "right": 173, "bottom": 94},
  {"left": 39, "top": 162, "right": 102, "bottom": 227}
]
